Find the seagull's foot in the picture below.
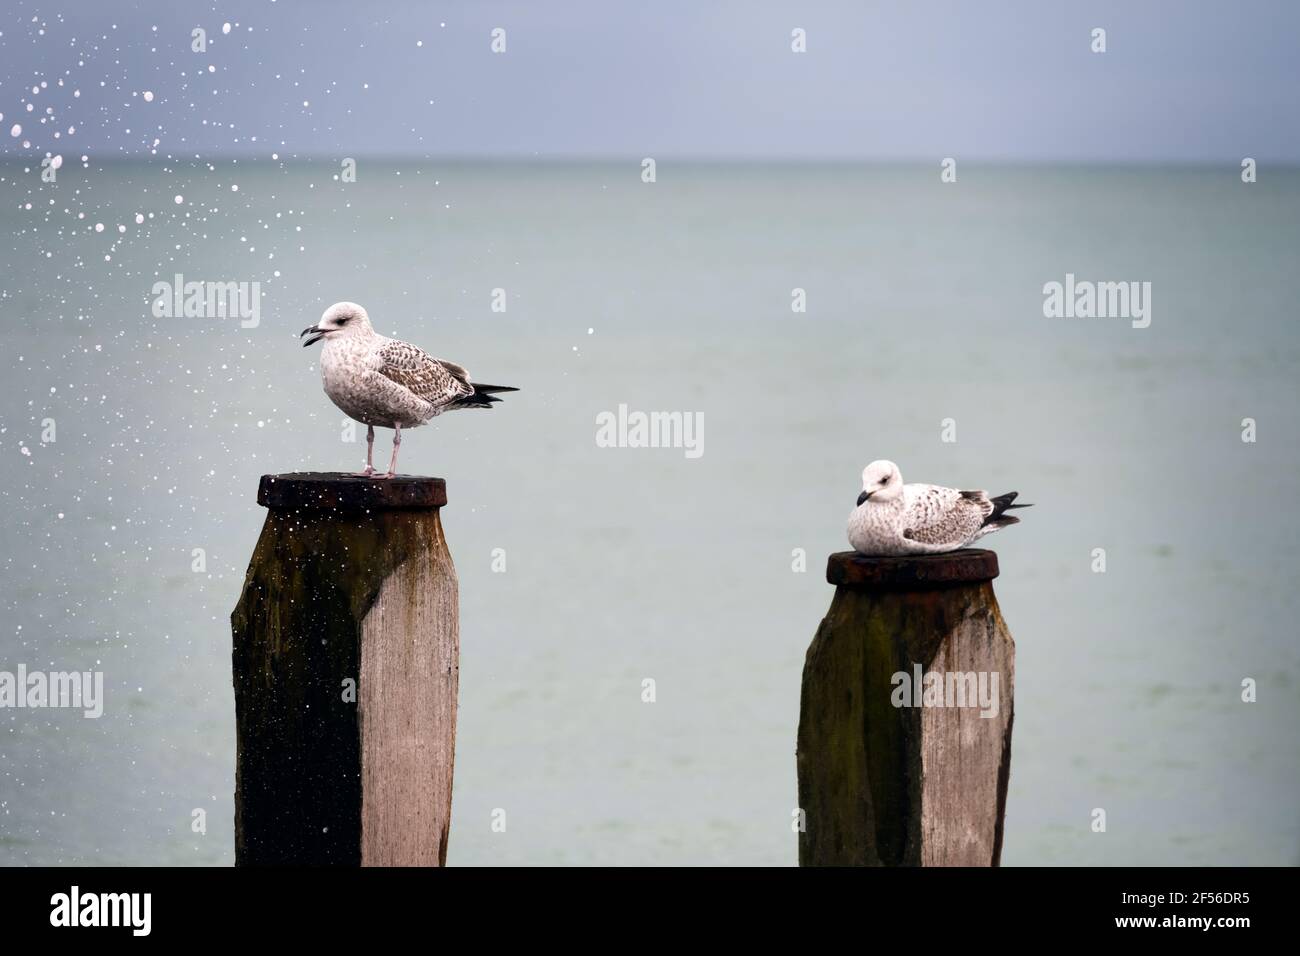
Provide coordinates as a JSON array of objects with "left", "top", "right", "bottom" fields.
[
  {"left": 352, "top": 466, "right": 377, "bottom": 477},
  {"left": 371, "top": 471, "right": 395, "bottom": 480}
]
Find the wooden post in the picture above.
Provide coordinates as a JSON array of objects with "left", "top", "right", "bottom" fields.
[
  {"left": 796, "top": 549, "right": 1014, "bottom": 866},
  {"left": 231, "top": 473, "right": 459, "bottom": 866}
]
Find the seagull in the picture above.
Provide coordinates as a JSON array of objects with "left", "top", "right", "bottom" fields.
[
  {"left": 300, "top": 302, "right": 517, "bottom": 478},
  {"left": 847, "top": 459, "right": 1030, "bottom": 556}
]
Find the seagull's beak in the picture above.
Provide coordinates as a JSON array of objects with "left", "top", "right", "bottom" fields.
[
  {"left": 857, "top": 490, "right": 871, "bottom": 507},
  {"left": 300, "top": 325, "right": 325, "bottom": 347}
]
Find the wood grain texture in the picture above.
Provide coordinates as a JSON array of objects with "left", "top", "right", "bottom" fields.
[
  {"left": 920, "top": 608, "right": 1014, "bottom": 865},
  {"left": 796, "top": 567, "right": 1014, "bottom": 867},
  {"left": 232, "top": 474, "right": 458, "bottom": 866},
  {"left": 359, "top": 521, "right": 459, "bottom": 866}
]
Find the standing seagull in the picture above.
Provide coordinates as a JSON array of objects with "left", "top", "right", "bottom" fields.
[
  {"left": 300, "top": 302, "right": 517, "bottom": 478},
  {"left": 847, "top": 459, "right": 1030, "bottom": 556}
]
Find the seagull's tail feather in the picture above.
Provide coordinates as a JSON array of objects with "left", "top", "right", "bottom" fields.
[
  {"left": 452, "top": 382, "right": 519, "bottom": 410},
  {"left": 982, "top": 515, "right": 1021, "bottom": 532},
  {"left": 983, "top": 491, "right": 1032, "bottom": 527}
]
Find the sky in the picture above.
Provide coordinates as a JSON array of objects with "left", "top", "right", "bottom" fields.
[{"left": 1, "top": 0, "right": 1298, "bottom": 163}]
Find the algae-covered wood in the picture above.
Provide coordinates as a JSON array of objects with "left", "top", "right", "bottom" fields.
[
  {"left": 231, "top": 474, "right": 458, "bottom": 866},
  {"left": 796, "top": 549, "right": 1014, "bottom": 866}
]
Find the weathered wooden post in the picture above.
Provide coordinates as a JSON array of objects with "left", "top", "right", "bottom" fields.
[
  {"left": 796, "top": 549, "right": 1014, "bottom": 866},
  {"left": 231, "top": 473, "right": 458, "bottom": 866}
]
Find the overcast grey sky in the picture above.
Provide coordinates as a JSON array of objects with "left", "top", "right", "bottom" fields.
[{"left": 2, "top": 0, "right": 1298, "bottom": 163}]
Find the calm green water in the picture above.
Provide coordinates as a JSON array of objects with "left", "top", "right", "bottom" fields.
[{"left": 1, "top": 160, "right": 1297, "bottom": 865}]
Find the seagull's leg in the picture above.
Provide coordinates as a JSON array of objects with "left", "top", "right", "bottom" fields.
[
  {"left": 354, "top": 424, "right": 376, "bottom": 477},
  {"left": 376, "top": 423, "right": 401, "bottom": 479}
]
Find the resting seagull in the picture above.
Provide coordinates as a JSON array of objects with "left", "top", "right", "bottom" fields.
[
  {"left": 301, "top": 302, "right": 517, "bottom": 478},
  {"left": 847, "top": 459, "right": 1030, "bottom": 556}
]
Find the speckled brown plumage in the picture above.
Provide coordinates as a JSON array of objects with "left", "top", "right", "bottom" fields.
[
  {"left": 302, "top": 302, "right": 517, "bottom": 477},
  {"left": 847, "top": 460, "right": 1029, "bottom": 556}
]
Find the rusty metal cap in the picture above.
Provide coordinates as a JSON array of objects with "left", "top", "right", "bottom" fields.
[
  {"left": 827, "top": 549, "right": 999, "bottom": 589},
  {"left": 257, "top": 473, "right": 447, "bottom": 511}
]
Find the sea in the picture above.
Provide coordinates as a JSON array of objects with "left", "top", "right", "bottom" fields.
[{"left": 1, "top": 160, "right": 1297, "bottom": 865}]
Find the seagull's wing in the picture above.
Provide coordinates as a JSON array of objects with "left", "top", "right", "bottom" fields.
[
  {"left": 436, "top": 358, "right": 472, "bottom": 386},
  {"left": 373, "top": 340, "right": 475, "bottom": 408},
  {"left": 900, "top": 484, "right": 991, "bottom": 547}
]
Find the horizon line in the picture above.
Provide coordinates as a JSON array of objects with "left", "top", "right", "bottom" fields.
[{"left": 1, "top": 153, "right": 1294, "bottom": 170}]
